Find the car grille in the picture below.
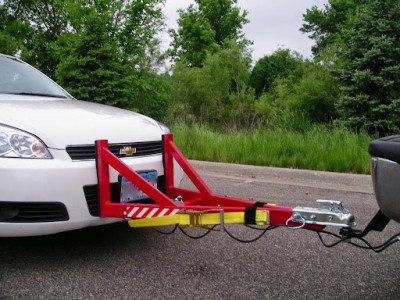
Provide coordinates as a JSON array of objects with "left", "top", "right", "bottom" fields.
[
  {"left": 83, "top": 183, "right": 120, "bottom": 217},
  {"left": 0, "top": 202, "right": 69, "bottom": 223},
  {"left": 83, "top": 176, "right": 165, "bottom": 217},
  {"left": 66, "top": 141, "right": 163, "bottom": 160}
]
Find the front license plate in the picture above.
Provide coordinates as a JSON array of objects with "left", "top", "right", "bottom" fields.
[{"left": 119, "top": 170, "right": 158, "bottom": 203}]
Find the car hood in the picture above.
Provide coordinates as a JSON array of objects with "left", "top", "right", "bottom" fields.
[{"left": 0, "top": 96, "right": 164, "bottom": 148}]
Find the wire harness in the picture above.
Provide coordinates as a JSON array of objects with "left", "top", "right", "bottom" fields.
[{"left": 151, "top": 221, "right": 400, "bottom": 252}]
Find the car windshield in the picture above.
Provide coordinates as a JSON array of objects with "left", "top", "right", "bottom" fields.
[{"left": 0, "top": 55, "right": 71, "bottom": 99}]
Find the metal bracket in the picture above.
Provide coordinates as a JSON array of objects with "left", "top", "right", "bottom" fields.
[
  {"left": 186, "top": 209, "right": 225, "bottom": 231},
  {"left": 290, "top": 199, "right": 356, "bottom": 228}
]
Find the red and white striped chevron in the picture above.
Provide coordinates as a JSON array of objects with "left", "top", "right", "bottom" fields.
[{"left": 125, "top": 206, "right": 180, "bottom": 219}]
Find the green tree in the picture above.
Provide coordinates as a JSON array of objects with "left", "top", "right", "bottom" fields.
[
  {"left": 9, "top": 0, "right": 164, "bottom": 79},
  {"left": 129, "top": 72, "right": 171, "bottom": 121},
  {"left": 254, "top": 58, "right": 339, "bottom": 125},
  {"left": 169, "top": 0, "right": 249, "bottom": 67},
  {"left": 55, "top": 9, "right": 132, "bottom": 108},
  {"left": 1, "top": 0, "right": 169, "bottom": 118},
  {"left": 169, "top": 43, "right": 255, "bottom": 128},
  {"left": 169, "top": 5, "right": 218, "bottom": 68},
  {"left": 196, "top": 0, "right": 248, "bottom": 46},
  {"left": 300, "top": 0, "right": 362, "bottom": 59},
  {"left": 250, "top": 49, "right": 303, "bottom": 97},
  {"left": 0, "top": 2, "right": 33, "bottom": 55},
  {"left": 54, "top": 0, "right": 166, "bottom": 110},
  {"left": 294, "top": 64, "right": 338, "bottom": 123},
  {"left": 336, "top": 0, "right": 400, "bottom": 135},
  {"left": 301, "top": 0, "right": 400, "bottom": 135},
  {"left": 3, "top": 0, "right": 70, "bottom": 78}
]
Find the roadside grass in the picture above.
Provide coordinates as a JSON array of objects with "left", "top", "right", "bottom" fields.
[{"left": 171, "top": 123, "right": 372, "bottom": 174}]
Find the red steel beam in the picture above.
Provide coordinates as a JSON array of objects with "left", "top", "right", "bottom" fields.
[{"left": 95, "top": 136, "right": 323, "bottom": 230}]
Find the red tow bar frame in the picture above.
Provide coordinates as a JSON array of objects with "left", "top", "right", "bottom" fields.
[{"left": 95, "top": 134, "right": 323, "bottom": 230}]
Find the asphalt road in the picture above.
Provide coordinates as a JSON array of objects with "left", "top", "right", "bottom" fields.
[{"left": 1, "top": 161, "right": 399, "bottom": 299}]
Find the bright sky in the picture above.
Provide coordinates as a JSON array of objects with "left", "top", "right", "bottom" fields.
[{"left": 161, "top": 0, "right": 329, "bottom": 63}]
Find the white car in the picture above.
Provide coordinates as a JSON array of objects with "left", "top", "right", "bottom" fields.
[{"left": 0, "top": 53, "right": 177, "bottom": 237}]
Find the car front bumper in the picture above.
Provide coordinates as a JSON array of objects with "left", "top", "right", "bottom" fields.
[{"left": 0, "top": 148, "right": 165, "bottom": 237}]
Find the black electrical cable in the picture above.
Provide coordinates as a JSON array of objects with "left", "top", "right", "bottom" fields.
[
  {"left": 348, "top": 234, "right": 400, "bottom": 253},
  {"left": 224, "top": 225, "right": 278, "bottom": 243},
  {"left": 151, "top": 225, "right": 178, "bottom": 235},
  {"left": 316, "top": 231, "right": 349, "bottom": 248},
  {"left": 307, "top": 228, "right": 400, "bottom": 252},
  {"left": 358, "top": 232, "right": 400, "bottom": 249},
  {"left": 179, "top": 225, "right": 217, "bottom": 239},
  {"left": 150, "top": 220, "right": 400, "bottom": 252},
  {"left": 244, "top": 224, "right": 278, "bottom": 231}
]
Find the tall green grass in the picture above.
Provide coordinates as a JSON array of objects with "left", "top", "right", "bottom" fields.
[{"left": 171, "top": 123, "right": 372, "bottom": 174}]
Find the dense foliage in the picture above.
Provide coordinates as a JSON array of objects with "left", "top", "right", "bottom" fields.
[
  {"left": 250, "top": 49, "right": 303, "bottom": 97},
  {"left": 300, "top": 0, "right": 362, "bottom": 59},
  {"left": 168, "top": 42, "right": 256, "bottom": 129},
  {"left": 335, "top": 0, "right": 400, "bottom": 135},
  {"left": 302, "top": 0, "right": 400, "bottom": 135},
  {"left": 0, "top": 0, "right": 168, "bottom": 119},
  {"left": 1, "top": 0, "right": 399, "bottom": 138},
  {"left": 169, "top": 0, "right": 249, "bottom": 67}
]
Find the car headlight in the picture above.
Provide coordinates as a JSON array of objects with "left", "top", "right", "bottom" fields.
[{"left": 0, "top": 124, "right": 52, "bottom": 158}]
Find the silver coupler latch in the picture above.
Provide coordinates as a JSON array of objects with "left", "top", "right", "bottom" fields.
[{"left": 290, "top": 199, "right": 356, "bottom": 228}]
